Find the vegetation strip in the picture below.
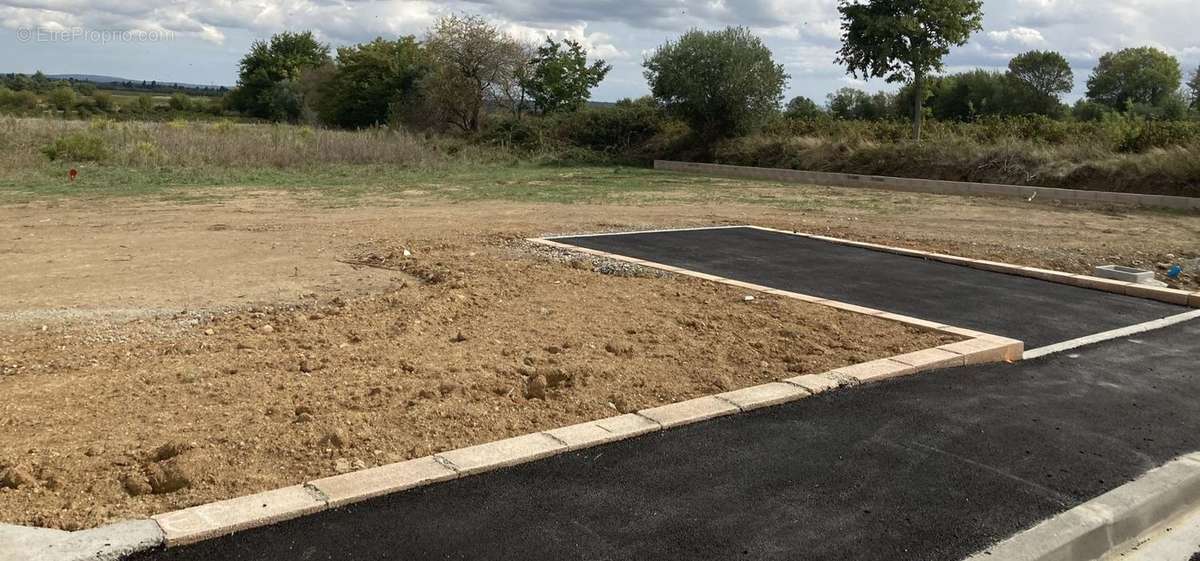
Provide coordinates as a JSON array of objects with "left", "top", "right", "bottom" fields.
[{"left": 655, "top": 160, "right": 1200, "bottom": 211}]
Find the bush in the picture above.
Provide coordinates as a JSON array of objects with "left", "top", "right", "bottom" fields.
[
  {"left": 41, "top": 132, "right": 109, "bottom": 161},
  {"left": 556, "top": 99, "right": 665, "bottom": 154},
  {"left": 47, "top": 86, "right": 77, "bottom": 111},
  {"left": 92, "top": 91, "right": 115, "bottom": 112},
  {"left": 168, "top": 93, "right": 193, "bottom": 112}
]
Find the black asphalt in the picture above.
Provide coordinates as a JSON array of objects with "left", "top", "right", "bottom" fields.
[
  {"left": 135, "top": 320, "right": 1200, "bottom": 561},
  {"left": 556, "top": 227, "right": 1185, "bottom": 348}
]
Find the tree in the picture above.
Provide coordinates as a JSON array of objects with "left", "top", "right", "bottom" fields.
[
  {"left": 1007, "top": 50, "right": 1073, "bottom": 115},
  {"left": 1188, "top": 65, "right": 1200, "bottom": 110},
  {"left": 925, "top": 70, "right": 1014, "bottom": 120},
  {"left": 229, "top": 31, "right": 330, "bottom": 120},
  {"left": 1086, "top": 47, "right": 1181, "bottom": 110},
  {"left": 315, "top": 37, "right": 428, "bottom": 128},
  {"left": 644, "top": 27, "right": 788, "bottom": 140},
  {"left": 423, "top": 14, "right": 525, "bottom": 132},
  {"left": 134, "top": 94, "right": 154, "bottom": 113},
  {"left": 168, "top": 92, "right": 192, "bottom": 111},
  {"left": 521, "top": 38, "right": 612, "bottom": 114},
  {"left": 826, "top": 87, "right": 897, "bottom": 120},
  {"left": 835, "top": 0, "right": 984, "bottom": 140},
  {"left": 785, "top": 96, "right": 823, "bottom": 119}
]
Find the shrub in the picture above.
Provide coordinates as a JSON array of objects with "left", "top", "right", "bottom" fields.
[
  {"left": 47, "top": 86, "right": 77, "bottom": 111},
  {"left": 556, "top": 100, "right": 665, "bottom": 154},
  {"left": 41, "top": 132, "right": 109, "bottom": 161},
  {"left": 92, "top": 91, "right": 115, "bottom": 111},
  {"left": 168, "top": 93, "right": 193, "bottom": 111}
]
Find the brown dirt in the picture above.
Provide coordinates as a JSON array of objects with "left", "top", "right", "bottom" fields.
[{"left": 2, "top": 185, "right": 1197, "bottom": 530}]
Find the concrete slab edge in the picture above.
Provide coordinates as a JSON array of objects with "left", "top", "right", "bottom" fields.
[
  {"left": 963, "top": 452, "right": 1200, "bottom": 561},
  {"left": 740, "top": 226, "right": 1200, "bottom": 309}
]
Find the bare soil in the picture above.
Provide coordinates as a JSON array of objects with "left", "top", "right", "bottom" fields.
[{"left": 2, "top": 185, "right": 1197, "bottom": 530}]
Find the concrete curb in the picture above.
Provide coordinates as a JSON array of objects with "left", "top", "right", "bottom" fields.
[
  {"left": 738, "top": 226, "right": 1200, "bottom": 309},
  {"left": 964, "top": 452, "right": 1200, "bottom": 561},
  {"left": 653, "top": 160, "right": 1200, "bottom": 211}
]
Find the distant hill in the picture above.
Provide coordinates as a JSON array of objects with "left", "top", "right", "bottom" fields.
[{"left": 48, "top": 74, "right": 228, "bottom": 89}]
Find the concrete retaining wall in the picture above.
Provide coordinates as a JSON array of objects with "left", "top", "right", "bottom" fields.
[{"left": 653, "top": 160, "right": 1200, "bottom": 211}]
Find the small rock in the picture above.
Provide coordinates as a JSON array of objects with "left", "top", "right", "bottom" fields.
[
  {"left": 295, "top": 412, "right": 315, "bottom": 423},
  {"left": 451, "top": 331, "right": 468, "bottom": 343},
  {"left": 743, "top": 295, "right": 755, "bottom": 302},
  {"left": 299, "top": 360, "right": 315, "bottom": 373},
  {"left": 605, "top": 342, "right": 634, "bottom": 357},
  {"left": 334, "top": 458, "right": 353, "bottom": 473},
  {"left": 203, "top": 328, "right": 214, "bottom": 336},
  {"left": 0, "top": 466, "right": 36, "bottom": 489},
  {"left": 319, "top": 429, "right": 349, "bottom": 449},
  {"left": 145, "top": 461, "right": 191, "bottom": 494},
  {"left": 84, "top": 446, "right": 104, "bottom": 457},
  {"left": 609, "top": 394, "right": 632, "bottom": 414},
  {"left": 438, "top": 382, "right": 461, "bottom": 396},
  {"left": 525, "top": 375, "right": 548, "bottom": 400},
  {"left": 418, "top": 389, "right": 438, "bottom": 400},
  {"left": 545, "top": 346, "right": 562, "bottom": 355},
  {"left": 120, "top": 473, "right": 152, "bottom": 496},
  {"left": 151, "top": 441, "right": 192, "bottom": 462}
]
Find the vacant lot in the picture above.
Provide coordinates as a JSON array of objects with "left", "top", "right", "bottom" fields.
[{"left": 1, "top": 168, "right": 1197, "bottom": 531}]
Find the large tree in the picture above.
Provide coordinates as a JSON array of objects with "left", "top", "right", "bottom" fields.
[
  {"left": 784, "top": 96, "right": 823, "bottom": 119},
  {"left": 522, "top": 38, "right": 612, "bottom": 115},
  {"left": 315, "top": 37, "right": 428, "bottom": 129},
  {"left": 1007, "top": 50, "right": 1073, "bottom": 115},
  {"left": 1086, "top": 47, "right": 1181, "bottom": 110},
  {"left": 423, "top": 14, "right": 525, "bottom": 131},
  {"left": 229, "top": 31, "right": 330, "bottom": 121},
  {"left": 835, "top": 0, "right": 983, "bottom": 141},
  {"left": 643, "top": 26, "right": 788, "bottom": 140}
]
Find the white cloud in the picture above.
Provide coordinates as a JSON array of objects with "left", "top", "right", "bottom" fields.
[{"left": 986, "top": 26, "right": 1045, "bottom": 46}]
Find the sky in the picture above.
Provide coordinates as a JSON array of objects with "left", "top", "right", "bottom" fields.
[{"left": 1, "top": 0, "right": 1198, "bottom": 104}]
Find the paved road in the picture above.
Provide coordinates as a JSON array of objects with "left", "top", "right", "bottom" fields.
[
  {"left": 558, "top": 227, "right": 1185, "bottom": 348},
  {"left": 135, "top": 321, "right": 1200, "bottom": 561}
]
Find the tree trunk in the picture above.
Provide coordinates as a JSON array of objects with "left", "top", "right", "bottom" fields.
[{"left": 912, "top": 72, "right": 924, "bottom": 143}]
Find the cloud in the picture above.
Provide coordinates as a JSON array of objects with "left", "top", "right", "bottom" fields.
[{"left": 986, "top": 26, "right": 1045, "bottom": 47}]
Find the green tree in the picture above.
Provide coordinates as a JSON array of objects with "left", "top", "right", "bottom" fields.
[
  {"left": 47, "top": 86, "right": 77, "bottom": 110},
  {"left": 784, "top": 95, "right": 823, "bottom": 119},
  {"left": 423, "top": 14, "right": 525, "bottom": 132},
  {"left": 229, "top": 31, "right": 330, "bottom": 120},
  {"left": 835, "top": 0, "right": 984, "bottom": 140},
  {"left": 827, "top": 87, "right": 897, "bottom": 120},
  {"left": 925, "top": 70, "right": 1014, "bottom": 120},
  {"left": 521, "top": 38, "right": 612, "bottom": 114},
  {"left": 1007, "top": 50, "right": 1073, "bottom": 116},
  {"left": 316, "top": 37, "right": 428, "bottom": 128},
  {"left": 1086, "top": 47, "right": 1181, "bottom": 110},
  {"left": 644, "top": 26, "right": 788, "bottom": 140}
]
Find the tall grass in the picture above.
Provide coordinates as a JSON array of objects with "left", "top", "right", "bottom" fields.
[{"left": 0, "top": 116, "right": 509, "bottom": 174}]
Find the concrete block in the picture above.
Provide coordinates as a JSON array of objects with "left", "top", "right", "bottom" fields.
[
  {"left": 782, "top": 373, "right": 842, "bottom": 394},
  {"left": 309, "top": 456, "right": 458, "bottom": 508},
  {"left": 152, "top": 485, "right": 327, "bottom": 546},
  {"left": 1071, "top": 274, "right": 1134, "bottom": 294},
  {"left": 936, "top": 326, "right": 988, "bottom": 338},
  {"left": 434, "top": 433, "right": 566, "bottom": 476},
  {"left": 889, "top": 348, "right": 966, "bottom": 370},
  {"left": 594, "top": 412, "right": 662, "bottom": 436},
  {"left": 1091, "top": 457, "right": 1200, "bottom": 551},
  {"left": 716, "top": 382, "right": 810, "bottom": 412},
  {"left": 1190, "top": 293, "right": 1200, "bottom": 309},
  {"left": 871, "top": 312, "right": 948, "bottom": 330},
  {"left": 4, "top": 519, "right": 164, "bottom": 561},
  {"left": 763, "top": 288, "right": 828, "bottom": 303},
  {"left": 638, "top": 396, "right": 740, "bottom": 429},
  {"left": 820, "top": 300, "right": 885, "bottom": 315},
  {"left": 831, "top": 359, "right": 917, "bottom": 384},
  {"left": 1123, "top": 284, "right": 1193, "bottom": 306},
  {"left": 1094, "top": 264, "right": 1155, "bottom": 284},
  {"left": 965, "top": 505, "right": 1114, "bottom": 561},
  {"left": 543, "top": 414, "right": 660, "bottom": 451},
  {"left": 939, "top": 337, "right": 1023, "bottom": 364}
]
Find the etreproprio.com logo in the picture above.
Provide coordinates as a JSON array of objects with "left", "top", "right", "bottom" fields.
[{"left": 15, "top": 27, "right": 175, "bottom": 43}]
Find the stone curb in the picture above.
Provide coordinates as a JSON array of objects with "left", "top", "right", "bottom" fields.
[
  {"left": 964, "top": 453, "right": 1200, "bottom": 561},
  {"left": 740, "top": 226, "right": 1200, "bottom": 309},
  {"left": 152, "top": 485, "right": 328, "bottom": 547}
]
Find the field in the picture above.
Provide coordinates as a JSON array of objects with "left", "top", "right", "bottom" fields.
[{"left": 2, "top": 117, "right": 1199, "bottom": 531}]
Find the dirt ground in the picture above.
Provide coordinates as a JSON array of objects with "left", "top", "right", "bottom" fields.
[{"left": 1, "top": 185, "right": 1197, "bottom": 531}]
